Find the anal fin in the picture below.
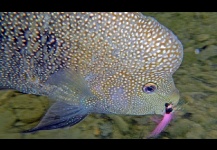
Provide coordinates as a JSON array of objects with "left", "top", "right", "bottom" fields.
[{"left": 23, "top": 101, "right": 88, "bottom": 133}]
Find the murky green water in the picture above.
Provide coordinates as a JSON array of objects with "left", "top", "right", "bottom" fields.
[{"left": 0, "top": 12, "right": 217, "bottom": 139}]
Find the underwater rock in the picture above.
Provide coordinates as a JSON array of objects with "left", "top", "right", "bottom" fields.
[
  {"left": 206, "top": 94, "right": 217, "bottom": 103},
  {"left": 206, "top": 130, "right": 217, "bottom": 139},
  {"left": 99, "top": 122, "right": 113, "bottom": 138},
  {"left": 190, "top": 114, "right": 208, "bottom": 124},
  {"left": 109, "top": 115, "right": 129, "bottom": 134},
  {"left": 132, "top": 116, "right": 149, "bottom": 125},
  {"left": 0, "top": 110, "right": 16, "bottom": 132},
  {"left": 190, "top": 92, "right": 208, "bottom": 101},
  {"left": 197, "top": 45, "right": 217, "bottom": 61},
  {"left": 182, "top": 112, "right": 192, "bottom": 119},
  {"left": 0, "top": 90, "right": 17, "bottom": 106},
  {"left": 14, "top": 121, "right": 26, "bottom": 127},
  {"left": 8, "top": 94, "right": 45, "bottom": 123},
  {"left": 184, "top": 47, "right": 195, "bottom": 53},
  {"left": 207, "top": 107, "right": 217, "bottom": 116},
  {"left": 0, "top": 133, "right": 21, "bottom": 139},
  {"left": 204, "top": 39, "right": 216, "bottom": 46},
  {"left": 185, "top": 123, "right": 205, "bottom": 139},
  {"left": 93, "top": 126, "right": 101, "bottom": 136},
  {"left": 196, "top": 34, "right": 210, "bottom": 42},
  {"left": 167, "top": 119, "right": 195, "bottom": 138},
  {"left": 182, "top": 93, "right": 195, "bottom": 104}
]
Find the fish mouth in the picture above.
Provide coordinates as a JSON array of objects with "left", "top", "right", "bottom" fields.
[{"left": 154, "top": 89, "right": 180, "bottom": 115}]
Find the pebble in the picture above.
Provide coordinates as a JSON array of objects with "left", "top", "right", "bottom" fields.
[
  {"left": 196, "top": 34, "right": 210, "bottom": 42},
  {"left": 109, "top": 115, "right": 129, "bottom": 134},
  {"left": 8, "top": 94, "right": 45, "bottom": 123}
]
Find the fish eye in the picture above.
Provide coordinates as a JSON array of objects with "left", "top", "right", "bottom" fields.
[{"left": 142, "top": 82, "right": 157, "bottom": 94}]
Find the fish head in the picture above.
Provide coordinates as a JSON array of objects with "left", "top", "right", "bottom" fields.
[
  {"left": 132, "top": 74, "right": 180, "bottom": 115},
  {"left": 93, "top": 13, "right": 183, "bottom": 116},
  {"left": 101, "top": 72, "right": 180, "bottom": 116}
]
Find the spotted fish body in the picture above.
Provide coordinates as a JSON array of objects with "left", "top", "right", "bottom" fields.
[{"left": 0, "top": 12, "right": 183, "bottom": 131}]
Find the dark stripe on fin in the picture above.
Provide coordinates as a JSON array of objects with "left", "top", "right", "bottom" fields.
[{"left": 23, "top": 101, "right": 88, "bottom": 133}]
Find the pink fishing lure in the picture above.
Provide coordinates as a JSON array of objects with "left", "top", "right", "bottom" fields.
[{"left": 148, "top": 103, "right": 174, "bottom": 138}]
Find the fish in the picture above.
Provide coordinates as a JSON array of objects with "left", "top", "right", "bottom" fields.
[{"left": 0, "top": 12, "right": 183, "bottom": 134}]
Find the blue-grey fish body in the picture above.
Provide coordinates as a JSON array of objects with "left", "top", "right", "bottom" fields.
[{"left": 0, "top": 12, "right": 183, "bottom": 131}]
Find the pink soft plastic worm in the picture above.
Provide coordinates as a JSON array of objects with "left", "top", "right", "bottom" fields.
[{"left": 147, "top": 104, "right": 174, "bottom": 138}]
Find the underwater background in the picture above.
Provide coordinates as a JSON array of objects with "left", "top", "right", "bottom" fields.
[{"left": 0, "top": 12, "right": 217, "bottom": 139}]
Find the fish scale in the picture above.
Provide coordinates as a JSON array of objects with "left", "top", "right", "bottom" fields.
[{"left": 0, "top": 12, "right": 183, "bottom": 133}]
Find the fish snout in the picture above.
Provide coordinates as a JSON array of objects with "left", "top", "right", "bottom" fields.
[{"left": 168, "top": 88, "right": 180, "bottom": 107}]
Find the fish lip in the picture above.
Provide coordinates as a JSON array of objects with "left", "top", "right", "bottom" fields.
[{"left": 156, "top": 88, "right": 181, "bottom": 115}]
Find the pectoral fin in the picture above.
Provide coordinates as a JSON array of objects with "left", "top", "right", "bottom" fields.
[
  {"left": 0, "top": 86, "right": 11, "bottom": 90},
  {"left": 24, "top": 101, "right": 88, "bottom": 133}
]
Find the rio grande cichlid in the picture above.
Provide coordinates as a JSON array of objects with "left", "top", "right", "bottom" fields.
[{"left": 0, "top": 12, "right": 183, "bottom": 132}]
